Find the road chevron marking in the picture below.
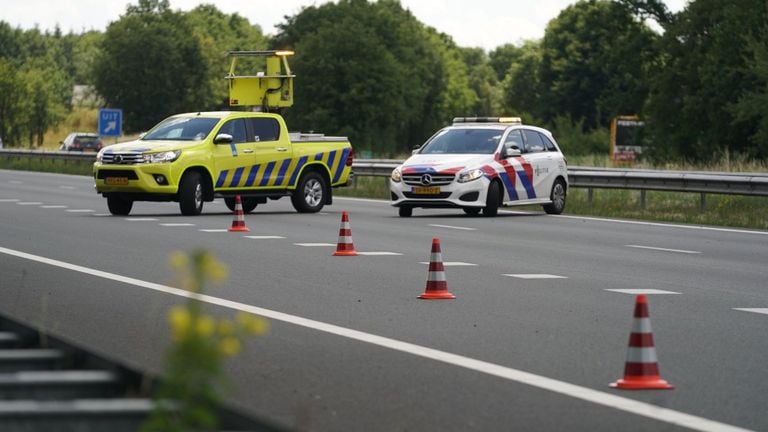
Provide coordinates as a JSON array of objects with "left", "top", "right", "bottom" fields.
[{"left": 0, "top": 245, "right": 754, "bottom": 432}]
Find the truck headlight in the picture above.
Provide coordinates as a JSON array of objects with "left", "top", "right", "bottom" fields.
[
  {"left": 96, "top": 148, "right": 106, "bottom": 163},
  {"left": 458, "top": 168, "right": 484, "bottom": 183},
  {"left": 391, "top": 168, "right": 402, "bottom": 183},
  {"left": 143, "top": 150, "right": 181, "bottom": 163}
]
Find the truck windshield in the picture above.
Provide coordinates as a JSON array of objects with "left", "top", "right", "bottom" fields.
[
  {"left": 142, "top": 117, "right": 219, "bottom": 141},
  {"left": 419, "top": 128, "right": 502, "bottom": 154}
]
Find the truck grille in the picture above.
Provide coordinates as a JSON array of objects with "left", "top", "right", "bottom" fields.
[
  {"left": 101, "top": 153, "right": 144, "bottom": 165},
  {"left": 402, "top": 174, "right": 455, "bottom": 186}
]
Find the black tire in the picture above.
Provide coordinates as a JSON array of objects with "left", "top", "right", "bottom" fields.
[
  {"left": 543, "top": 179, "right": 567, "bottom": 215},
  {"left": 106, "top": 195, "right": 133, "bottom": 215},
  {"left": 483, "top": 181, "right": 501, "bottom": 217},
  {"left": 179, "top": 171, "right": 204, "bottom": 216},
  {"left": 398, "top": 206, "right": 413, "bottom": 217},
  {"left": 291, "top": 171, "right": 327, "bottom": 213},
  {"left": 463, "top": 207, "right": 481, "bottom": 216},
  {"left": 224, "top": 197, "right": 258, "bottom": 214}
]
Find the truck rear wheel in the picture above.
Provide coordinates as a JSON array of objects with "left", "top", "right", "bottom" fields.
[
  {"left": 292, "top": 171, "right": 327, "bottom": 213},
  {"left": 107, "top": 195, "right": 133, "bottom": 216},
  {"left": 179, "top": 171, "right": 204, "bottom": 216}
]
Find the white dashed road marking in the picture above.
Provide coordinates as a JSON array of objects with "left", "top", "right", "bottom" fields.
[
  {"left": 605, "top": 289, "right": 681, "bottom": 295},
  {"left": 420, "top": 261, "right": 477, "bottom": 266},
  {"left": 625, "top": 245, "right": 701, "bottom": 254},
  {"left": 59, "top": 186, "right": 76, "bottom": 190},
  {"left": 357, "top": 252, "right": 403, "bottom": 256},
  {"left": 17, "top": 202, "right": 42, "bottom": 205},
  {"left": 67, "top": 209, "right": 95, "bottom": 213},
  {"left": 0, "top": 244, "right": 751, "bottom": 432},
  {"left": 41, "top": 205, "right": 67, "bottom": 209},
  {"left": 244, "top": 236, "right": 286, "bottom": 239},
  {"left": 160, "top": 223, "right": 195, "bottom": 227},
  {"left": 124, "top": 217, "right": 157, "bottom": 221},
  {"left": 0, "top": 199, "right": 20, "bottom": 202},
  {"left": 199, "top": 229, "right": 229, "bottom": 233},
  {"left": 294, "top": 243, "right": 335, "bottom": 247},
  {"left": 504, "top": 274, "right": 568, "bottom": 279},
  {"left": 428, "top": 224, "right": 477, "bottom": 231},
  {"left": 733, "top": 308, "right": 768, "bottom": 316}
]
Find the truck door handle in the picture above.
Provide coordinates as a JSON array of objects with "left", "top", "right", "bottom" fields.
[
  {"left": 276, "top": 147, "right": 288, "bottom": 152},
  {"left": 242, "top": 149, "right": 254, "bottom": 153}
]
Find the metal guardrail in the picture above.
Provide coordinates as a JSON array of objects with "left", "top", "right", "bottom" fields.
[{"left": 2, "top": 150, "right": 767, "bottom": 199}]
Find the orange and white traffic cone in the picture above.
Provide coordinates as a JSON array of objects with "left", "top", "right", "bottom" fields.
[
  {"left": 610, "top": 294, "right": 674, "bottom": 390},
  {"left": 418, "top": 238, "right": 456, "bottom": 300},
  {"left": 333, "top": 211, "right": 357, "bottom": 256},
  {"left": 228, "top": 195, "right": 250, "bottom": 232}
]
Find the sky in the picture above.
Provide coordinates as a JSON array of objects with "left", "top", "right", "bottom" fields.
[{"left": 0, "top": 0, "right": 689, "bottom": 51}]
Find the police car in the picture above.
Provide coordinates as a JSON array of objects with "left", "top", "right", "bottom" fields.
[{"left": 390, "top": 117, "right": 567, "bottom": 217}]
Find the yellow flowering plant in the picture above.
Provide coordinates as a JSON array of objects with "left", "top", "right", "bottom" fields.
[{"left": 142, "top": 250, "right": 268, "bottom": 432}]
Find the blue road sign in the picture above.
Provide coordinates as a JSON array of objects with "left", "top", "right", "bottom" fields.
[{"left": 98, "top": 108, "right": 122, "bottom": 137}]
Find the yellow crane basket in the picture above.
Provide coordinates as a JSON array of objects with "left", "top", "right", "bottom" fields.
[{"left": 226, "top": 50, "right": 295, "bottom": 110}]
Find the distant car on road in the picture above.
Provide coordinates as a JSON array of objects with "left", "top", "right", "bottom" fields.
[
  {"left": 60, "top": 133, "right": 103, "bottom": 152},
  {"left": 390, "top": 117, "right": 568, "bottom": 217}
]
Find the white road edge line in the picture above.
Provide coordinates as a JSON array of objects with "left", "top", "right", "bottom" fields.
[
  {"left": 625, "top": 245, "right": 701, "bottom": 254},
  {"left": 0, "top": 245, "right": 754, "bottom": 432},
  {"left": 733, "top": 308, "right": 768, "bottom": 316}
]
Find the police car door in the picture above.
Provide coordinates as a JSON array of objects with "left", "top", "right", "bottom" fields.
[
  {"left": 521, "top": 129, "right": 556, "bottom": 200},
  {"left": 212, "top": 118, "right": 255, "bottom": 190}
]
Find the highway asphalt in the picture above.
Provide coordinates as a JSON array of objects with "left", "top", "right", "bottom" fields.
[{"left": 1, "top": 169, "right": 766, "bottom": 431}]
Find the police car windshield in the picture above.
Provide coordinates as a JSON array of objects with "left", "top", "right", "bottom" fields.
[
  {"left": 142, "top": 117, "right": 219, "bottom": 141},
  {"left": 419, "top": 128, "right": 502, "bottom": 154}
]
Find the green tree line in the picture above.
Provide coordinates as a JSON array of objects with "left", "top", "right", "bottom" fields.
[{"left": 0, "top": 0, "right": 766, "bottom": 161}]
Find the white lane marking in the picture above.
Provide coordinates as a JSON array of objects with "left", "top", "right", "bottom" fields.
[
  {"left": 160, "top": 223, "right": 195, "bottom": 227},
  {"left": 419, "top": 261, "right": 477, "bottom": 266},
  {"left": 556, "top": 214, "right": 768, "bottom": 236},
  {"left": 199, "top": 229, "right": 229, "bottom": 233},
  {"left": 59, "top": 186, "right": 76, "bottom": 190},
  {"left": 504, "top": 274, "right": 568, "bottom": 279},
  {"left": 733, "top": 308, "right": 768, "bottom": 316},
  {"left": 66, "top": 209, "right": 95, "bottom": 213},
  {"left": 244, "top": 236, "right": 286, "bottom": 239},
  {"left": 294, "top": 243, "right": 335, "bottom": 247},
  {"left": 17, "top": 202, "right": 43, "bottom": 205},
  {"left": 357, "top": 252, "right": 403, "bottom": 256},
  {"left": 125, "top": 217, "right": 157, "bottom": 221},
  {"left": 41, "top": 205, "right": 67, "bottom": 209},
  {"left": 428, "top": 224, "right": 477, "bottom": 231},
  {"left": 0, "top": 199, "right": 20, "bottom": 202},
  {"left": 625, "top": 245, "right": 701, "bottom": 254},
  {"left": 606, "top": 289, "right": 681, "bottom": 295},
  {"left": 0, "top": 244, "right": 752, "bottom": 432}
]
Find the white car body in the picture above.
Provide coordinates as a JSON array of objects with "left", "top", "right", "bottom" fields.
[{"left": 390, "top": 118, "right": 568, "bottom": 216}]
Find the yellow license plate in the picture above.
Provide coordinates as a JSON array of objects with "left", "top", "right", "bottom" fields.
[
  {"left": 105, "top": 177, "right": 129, "bottom": 185},
  {"left": 412, "top": 186, "right": 440, "bottom": 195}
]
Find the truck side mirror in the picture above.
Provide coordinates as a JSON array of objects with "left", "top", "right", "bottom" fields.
[
  {"left": 214, "top": 133, "right": 233, "bottom": 144},
  {"left": 412, "top": 144, "right": 421, "bottom": 155}
]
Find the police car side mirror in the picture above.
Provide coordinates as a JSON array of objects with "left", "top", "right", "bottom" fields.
[
  {"left": 214, "top": 133, "right": 233, "bottom": 144},
  {"left": 504, "top": 146, "right": 521, "bottom": 158}
]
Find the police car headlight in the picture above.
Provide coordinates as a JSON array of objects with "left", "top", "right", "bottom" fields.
[
  {"left": 391, "top": 168, "right": 402, "bottom": 183},
  {"left": 144, "top": 150, "right": 181, "bottom": 163},
  {"left": 458, "top": 168, "right": 483, "bottom": 183}
]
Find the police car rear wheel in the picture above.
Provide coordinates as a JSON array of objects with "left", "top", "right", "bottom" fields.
[
  {"left": 292, "top": 172, "right": 327, "bottom": 213},
  {"left": 483, "top": 181, "right": 500, "bottom": 217},
  {"left": 107, "top": 195, "right": 132, "bottom": 216},
  {"left": 179, "top": 171, "right": 204, "bottom": 216},
  {"left": 543, "top": 179, "right": 566, "bottom": 215},
  {"left": 224, "top": 197, "right": 258, "bottom": 214}
]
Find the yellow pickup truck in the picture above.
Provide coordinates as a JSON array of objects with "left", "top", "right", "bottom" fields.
[
  {"left": 93, "top": 50, "right": 353, "bottom": 216},
  {"left": 93, "top": 111, "right": 353, "bottom": 215}
]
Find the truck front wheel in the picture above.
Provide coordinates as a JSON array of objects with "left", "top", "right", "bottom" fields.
[
  {"left": 107, "top": 195, "right": 133, "bottom": 216},
  {"left": 292, "top": 171, "right": 327, "bottom": 213},
  {"left": 179, "top": 171, "right": 204, "bottom": 216}
]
